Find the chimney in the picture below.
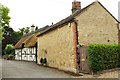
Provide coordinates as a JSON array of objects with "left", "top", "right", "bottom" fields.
[
  {"left": 71, "top": 0, "right": 81, "bottom": 13},
  {"left": 31, "top": 24, "right": 35, "bottom": 32}
]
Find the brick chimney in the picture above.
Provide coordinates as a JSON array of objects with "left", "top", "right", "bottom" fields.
[{"left": 71, "top": 0, "right": 81, "bottom": 13}]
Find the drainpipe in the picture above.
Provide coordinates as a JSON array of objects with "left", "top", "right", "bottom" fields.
[{"left": 72, "top": 19, "right": 79, "bottom": 73}]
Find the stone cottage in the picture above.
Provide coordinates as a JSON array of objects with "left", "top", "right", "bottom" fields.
[
  {"left": 37, "top": 1, "right": 120, "bottom": 73},
  {"left": 14, "top": 25, "right": 49, "bottom": 63}
]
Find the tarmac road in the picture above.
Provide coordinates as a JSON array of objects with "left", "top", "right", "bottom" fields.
[
  {"left": 1, "top": 59, "right": 119, "bottom": 79},
  {"left": 2, "top": 59, "right": 73, "bottom": 78}
]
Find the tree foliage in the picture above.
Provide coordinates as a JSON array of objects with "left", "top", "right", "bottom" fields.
[
  {"left": 0, "top": 4, "right": 31, "bottom": 56},
  {"left": 4, "top": 44, "right": 14, "bottom": 55},
  {"left": 0, "top": 3, "right": 10, "bottom": 27},
  {"left": 2, "top": 26, "right": 14, "bottom": 55},
  {"left": 0, "top": 3, "right": 11, "bottom": 41},
  {"left": 19, "top": 27, "right": 30, "bottom": 35},
  {"left": 0, "top": 29, "right": 2, "bottom": 41},
  {"left": 2, "top": 26, "right": 23, "bottom": 55},
  {"left": 13, "top": 31, "right": 23, "bottom": 43}
]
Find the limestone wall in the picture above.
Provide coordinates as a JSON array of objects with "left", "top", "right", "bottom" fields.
[
  {"left": 76, "top": 2, "right": 118, "bottom": 45},
  {"left": 37, "top": 23, "right": 76, "bottom": 72}
]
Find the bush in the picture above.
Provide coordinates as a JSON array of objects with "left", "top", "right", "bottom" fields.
[
  {"left": 3, "top": 54, "right": 15, "bottom": 60},
  {"left": 3, "top": 44, "right": 15, "bottom": 60},
  {"left": 3, "top": 54, "right": 9, "bottom": 59},
  {"left": 4, "top": 44, "right": 15, "bottom": 55},
  {"left": 8, "top": 54, "right": 15, "bottom": 60},
  {"left": 88, "top": 44, "right": 120, "bottom": 72}
]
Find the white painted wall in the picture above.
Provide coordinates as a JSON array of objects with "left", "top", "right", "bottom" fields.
[
  {"left": 15, "top": 47, "right": 36, "bottom": 61},
  {"left": 15, "top": 49, "right": 22, "bottom": 60}
]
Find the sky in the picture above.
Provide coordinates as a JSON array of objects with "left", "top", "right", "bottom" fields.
[{"left": 0, "top": 0, "right": 120, "bottom": 31}]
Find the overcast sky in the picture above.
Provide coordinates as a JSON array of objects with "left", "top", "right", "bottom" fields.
[{"left": 0, "top": 0, "right": 120, "bottom": 31}]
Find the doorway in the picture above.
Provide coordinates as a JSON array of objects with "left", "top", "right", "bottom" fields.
[{"left": 77, "top": 45, "right": 90, "bottom": 73}]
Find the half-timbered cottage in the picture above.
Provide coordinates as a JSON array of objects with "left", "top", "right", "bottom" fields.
[{"left": 14, "top": 25, "right": 49, "bottom": 63}]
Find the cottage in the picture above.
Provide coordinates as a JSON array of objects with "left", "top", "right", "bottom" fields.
[
  {"left": 37, "top": 1, "right": 120, "bottom": 73},
  {"left": 14, "top": 25, "right": 49, "bottom": 62}
]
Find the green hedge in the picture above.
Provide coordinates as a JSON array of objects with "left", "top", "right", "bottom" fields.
[{"left": 88, "top": 44, "right": 120, "bottom": 72}]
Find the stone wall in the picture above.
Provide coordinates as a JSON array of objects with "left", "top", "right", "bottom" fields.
[
  {"left": 37, "top": 2, "right": 119, "bottom": 73},
  {"left": 76, "top": 2, "right": 118, "bottom": 45},
  {"left": 37, "top": 23, "right": 77, "bottom": 73}
]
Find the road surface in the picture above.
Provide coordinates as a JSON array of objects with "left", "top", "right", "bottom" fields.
[
  {"left": 1, "top": 59, "right": 119, "bottom": 78},
  {"left": 2, "top": 59, "right": 73, "bottom": 78}
]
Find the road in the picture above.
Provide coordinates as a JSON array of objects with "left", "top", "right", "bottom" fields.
[
  {"left": 2, "top": 59, "right": 73, "bottom": 78},
  {"left": 1, "top": 59, "right": 120, "bottom": 78}
]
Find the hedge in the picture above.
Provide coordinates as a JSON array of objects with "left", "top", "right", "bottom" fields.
[{"left": 88, "top": 44, "right": 120, "bottom": 72}]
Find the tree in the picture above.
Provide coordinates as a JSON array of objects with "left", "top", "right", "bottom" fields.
[
  {"left": 0, "top": 4, "right": 24, "bottom": 56},
  {"left": 24, "top": 27, "right": 30, "bottom": 33},
  {"left": 0, "top": 41, "right": 2, "bottom": 55},
  {"left": 19, "top": 28, "right": 25, "bottom": 34},
  {"left": 0, "top": 3, "right": 11, "bottom": 40},
  {"left": 2, "top": 26, "right": 14, "bottom": 55},
  {"left": 19, "top": 27, "right": 30, "bottom": 35},
  {"left": 0, "top": 29, "right": 2, "bottom": 41},
  {"left": 0, "top": 3, "right": 10, "bottom": 27},
  {"left": 0, "top": 4, "right": 11, "bottom": 55},
  {"left": 13, "top": 31, "right": 23, "bottom": 44}
]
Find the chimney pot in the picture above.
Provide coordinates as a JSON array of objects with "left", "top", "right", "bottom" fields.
[
  {"left": 31, "top": 24, "right": 35, "bottom": 32},
  {"left": 71, "top": 0, "right": 81, "bottom": 13}
]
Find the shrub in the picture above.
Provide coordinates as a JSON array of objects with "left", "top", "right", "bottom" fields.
[
  {"left": 4, "top": 44, "right": 15, "bottom": 55},
  {"left": 88, "top": 44, "right": 120, "bottom": 72},
  {"left": 3, "top": 44, "right": 15, "bottom": 60},
  {"left": 3, "top": 54, "right": 15, "bottom": 60},
  {"left": 3, "top": 54, "right": 9, "bottom": 59}
]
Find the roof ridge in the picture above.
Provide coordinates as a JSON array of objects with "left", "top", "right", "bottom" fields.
[
  {"left": 97, "top": 1, "right": 119, "bottom": 23},
  {"left": 22, "top": 25, "right": 49, "bottom": 38}
]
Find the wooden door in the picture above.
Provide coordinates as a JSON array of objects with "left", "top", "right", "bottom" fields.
[{"left": 77, "top": 46, "right": 90, "bottom": 73}]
